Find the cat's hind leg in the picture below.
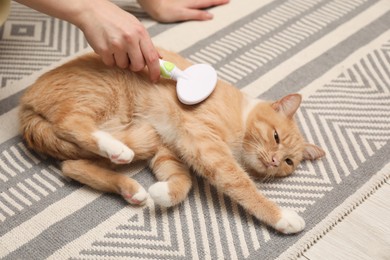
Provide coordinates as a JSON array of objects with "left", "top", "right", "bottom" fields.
[
  {"left": 62, "top": 159, "right": 147, "bottom": 205},
  {"left": 148, "top": 146, "right": 192, "bottom": 207},
  {"left": 56, "top": 115, "right": 134, "bottom": 164},
  {"left": 93, "top": 130, "right": 134, "bottom": 164}
]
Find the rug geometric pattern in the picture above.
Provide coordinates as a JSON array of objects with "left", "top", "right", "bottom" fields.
[
  {"left": 0, "top": 3, "right": 88, "bottom": 88},
  {"left": 299, "top": 40, "right": 390, "bottom": 183},
  {"left": 0, "top": 141, "right": 66, "bottom": 222}
]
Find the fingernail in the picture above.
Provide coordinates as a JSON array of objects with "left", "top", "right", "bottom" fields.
[{"left": 205, "top": 12, "right": 213, "bottom": 19}]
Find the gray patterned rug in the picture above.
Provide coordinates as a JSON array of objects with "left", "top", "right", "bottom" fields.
[{"left": 1, "top": 0, "right": 389, "bottom": 259}]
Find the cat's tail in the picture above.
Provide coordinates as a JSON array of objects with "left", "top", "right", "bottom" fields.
[{"left": 19, "top": 105, "right": 82, "bottom": 160}]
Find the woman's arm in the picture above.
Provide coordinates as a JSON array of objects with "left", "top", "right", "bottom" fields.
[{"left": 14, "top": 0, "right": 161, "bottom": 82}]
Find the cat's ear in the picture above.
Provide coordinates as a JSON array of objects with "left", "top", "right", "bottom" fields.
[
  {"left": 272, "top": 94, "right": 302, "bottom": 118},
  {"left": 303, "top": 143, "right": 325, "bottom": 160}
]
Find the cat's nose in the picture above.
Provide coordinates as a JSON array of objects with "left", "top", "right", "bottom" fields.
[{"left": 271, "top": 156, "right": 280, "bottom": 167}]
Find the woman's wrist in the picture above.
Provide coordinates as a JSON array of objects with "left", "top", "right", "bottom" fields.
[
  {"left": 137, "top": 0, "right": 164, "bottom": 21},
  {"left": 65, "top": 1, "right": 97, "bottom": 30}
]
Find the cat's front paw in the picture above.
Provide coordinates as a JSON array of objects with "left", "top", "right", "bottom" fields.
[
  {"left": 148, "top": 182, "right": 174, "bottom": 207},
  {"left": 275, "top": 209, "right": 305, "bottom": 234}
]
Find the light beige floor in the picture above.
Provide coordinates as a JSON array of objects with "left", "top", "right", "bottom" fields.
[{"left": 298, "top": 181, "right": 390, "bottom": 260}]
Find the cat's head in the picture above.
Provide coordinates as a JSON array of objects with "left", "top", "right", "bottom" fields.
[{"left": 242, "top": 94, "right": 325, "bottom": 178}]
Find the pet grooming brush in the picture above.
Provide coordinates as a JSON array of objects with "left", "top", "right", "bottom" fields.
[{"left": 159, "top": 59, "right": 217, "bottom": 105}]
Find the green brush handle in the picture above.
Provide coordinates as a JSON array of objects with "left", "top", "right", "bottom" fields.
[{"left": 159, "top": 59, "right": 186, "bottom": 81}]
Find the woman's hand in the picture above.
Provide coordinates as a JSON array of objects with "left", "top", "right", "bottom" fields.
[
  {"left": 138, "top": 0, "right": 230, "bottom": 23},
  {"left": 77, "top": 1, "right": 161, "bottom": 82}
]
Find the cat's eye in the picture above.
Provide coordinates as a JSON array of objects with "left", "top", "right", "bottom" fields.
[
  {"left": 285, "top": 158, "right": 294, "bottom": 166},
  {"left": 274, "top": 130, "right": 280, "bottom": 144}
]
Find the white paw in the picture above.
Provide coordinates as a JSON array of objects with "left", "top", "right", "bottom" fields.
[
  {"left": 275, "top": 209, "right": 305, "bottom": 234},
  {"left": 123, "top": 187, "right": 148, "bottom": 205},
  {"left": 148, "top": 182, "right": 173, "bottom": 207},
  {"left": 106, "top": 142, "right": 134, "bottom": 164},
  {"left": 93, "top": 131, "right": 134, "bottom": 164}
]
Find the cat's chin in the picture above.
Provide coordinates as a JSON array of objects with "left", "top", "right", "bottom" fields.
[
  {"left": 243, "top": 156, "right": 280, "bottom": 177},
  {"left": 245, "top": 164, "right": 283, "bottom": 180},
  {"left": 242, "top": 157, "right": 267, "bottom": 175},
  {"left": 245, "top": 165, "right": 269, "bottom": 178}
]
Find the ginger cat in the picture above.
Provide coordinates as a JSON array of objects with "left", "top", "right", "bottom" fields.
[{"left": 19, "top": 49, "right": 325, "bottom": 234}]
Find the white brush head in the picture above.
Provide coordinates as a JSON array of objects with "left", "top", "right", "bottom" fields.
[{"left": 176, "top": 64, "right": 217, "bottom": 105}]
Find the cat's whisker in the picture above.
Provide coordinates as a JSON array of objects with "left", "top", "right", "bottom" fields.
[
  {"left": 233, "top": 139, "right": 259, "bottom": 150},
  {"left": 259, "top": 150, "right": 269, "bottom": 163},
  {"left": 248, "top": 131, "right": 266, "bottom": 147}
]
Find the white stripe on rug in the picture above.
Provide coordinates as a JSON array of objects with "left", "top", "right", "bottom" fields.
[
  {"left": 241, "top": 0, "right": 390, "bottom": 98},
  {"left": 0, "top": 108, "right": 19, "bottom": 143}
]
